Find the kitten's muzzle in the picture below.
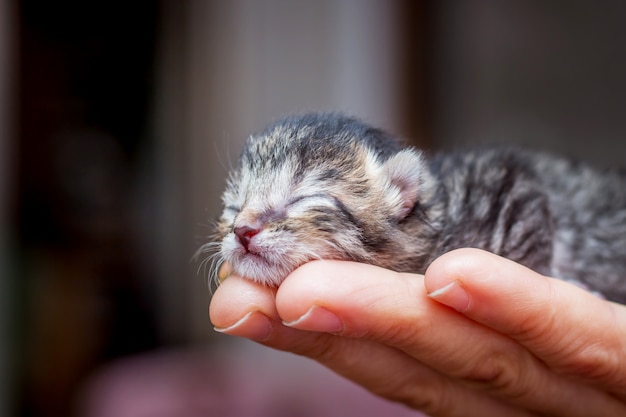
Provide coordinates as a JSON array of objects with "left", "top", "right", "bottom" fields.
[{"left": 234, "top": 225, "right": 261, "bottom": 252}]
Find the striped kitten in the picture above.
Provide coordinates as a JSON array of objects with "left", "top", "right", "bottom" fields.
[{"left": 207, "top": 112, "right": 626, "bottom": 303}]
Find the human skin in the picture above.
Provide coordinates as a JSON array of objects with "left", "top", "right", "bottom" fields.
[{"left": 209, "top": 248, "right": 626, "bottom": 417}]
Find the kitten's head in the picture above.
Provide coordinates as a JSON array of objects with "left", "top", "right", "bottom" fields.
[{"left": 213, "top": 113, "right": 435, "bottom": 286}]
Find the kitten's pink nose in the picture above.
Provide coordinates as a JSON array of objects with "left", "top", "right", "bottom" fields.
[{"left": 234, "top": 225, "right": 260, "bottom": 252}]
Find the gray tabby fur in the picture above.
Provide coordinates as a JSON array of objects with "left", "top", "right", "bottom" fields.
[{"left": 209, "top": 112, "right": 626, "bottom": 304}]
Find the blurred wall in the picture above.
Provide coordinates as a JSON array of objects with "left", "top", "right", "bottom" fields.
[
  {"left": 433, "top": 1, "right": 626, "bottom": 166},
  {"left": 16, "top": 2, "right": 160, "bottom": 416},
  {"left": 0, "top": 0, "right": 15, "bottom": 414}
]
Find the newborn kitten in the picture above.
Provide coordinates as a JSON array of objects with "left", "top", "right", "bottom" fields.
[{"left": 206, "top": 112, "right": 626, "bottom": 304}]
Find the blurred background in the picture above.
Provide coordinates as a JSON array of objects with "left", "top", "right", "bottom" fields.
[{"left": 2, "top": 1, "right": 626, "bottom": 416}]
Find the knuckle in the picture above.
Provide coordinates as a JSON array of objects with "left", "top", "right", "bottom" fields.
[
  {"left": 569, "top": 341, "right": 625, "bottom": 383},
  {"left": 461, "top": 350, "right": 534, "bottom": 399},
  {"left": 395, "top": 381, "right": 446, "bottom": 414},
  {"left": 509, "top": 284, "right": 561, "bottom": 344}
]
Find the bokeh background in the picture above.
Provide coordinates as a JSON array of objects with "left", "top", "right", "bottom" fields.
[{"left": 2, "top": 1, "right": 626, "bottom": 416}]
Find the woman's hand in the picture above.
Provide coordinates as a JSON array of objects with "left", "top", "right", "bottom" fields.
[{"left": 209, "top": 248, "right": 626, "bottom": 417}]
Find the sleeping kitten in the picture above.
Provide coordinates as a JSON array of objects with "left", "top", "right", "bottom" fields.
[{"left": 204, "top": 112, "right": 626, "bottom": 304}]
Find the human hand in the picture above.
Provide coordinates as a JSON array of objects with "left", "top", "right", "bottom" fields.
[{"left": 209, "top": 248, "right": 626, "bottom": 417}]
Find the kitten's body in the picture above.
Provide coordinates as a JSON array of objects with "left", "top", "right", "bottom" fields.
[{"left": 210, "top": 113, "right": 626, "bottom": 303}]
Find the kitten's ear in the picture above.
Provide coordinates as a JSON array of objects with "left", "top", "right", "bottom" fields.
[{"left": 380, "top": 149, "right": 424, "bottom": 220}]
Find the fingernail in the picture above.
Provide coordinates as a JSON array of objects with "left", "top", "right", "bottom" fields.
[
  {"left": 427, "top": 281, "right": 470, "bottom": 312},
  {"left": 214, "top": 311, "right": 272, "bottom": 341},
  {"left": 283, "top": 306, "right": 344, "bottom": 333}
]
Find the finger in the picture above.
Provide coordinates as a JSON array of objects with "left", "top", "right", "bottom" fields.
[
  {"left": 209, "top": 275, "right": 536, "bottom": 417},
  {"left": 277, "top": 260, "right": 626, "bottom": 416},
  {"left": 424, "top": 248, "right": 626, "bottom": 399}
]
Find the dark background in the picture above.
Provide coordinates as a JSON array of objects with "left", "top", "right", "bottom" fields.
[
  {"left": 3, "top": 1, "right": 626, "bottom": 416},
  {"left": 14, "top": 1, "right": 160, "bottom": 416}
]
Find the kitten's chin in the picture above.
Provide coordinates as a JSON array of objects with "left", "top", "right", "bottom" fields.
[{"left": 229, "top": 255, "right": 294, "bottom": 287}]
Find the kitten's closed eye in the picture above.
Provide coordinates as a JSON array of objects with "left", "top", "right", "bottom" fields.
[
  {"left": 287, "top": 193, "right": 327, "bottom": 206},
  {"left": 285, "top": 194, "right": 336, "bottom": 216},
  {"left": 226, "top": 194, "right": 332, "bottom": 228}
]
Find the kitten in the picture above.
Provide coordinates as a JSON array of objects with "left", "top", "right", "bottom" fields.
[{"left": 205, "top": 112, "right": 626, "bottom": 304}]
